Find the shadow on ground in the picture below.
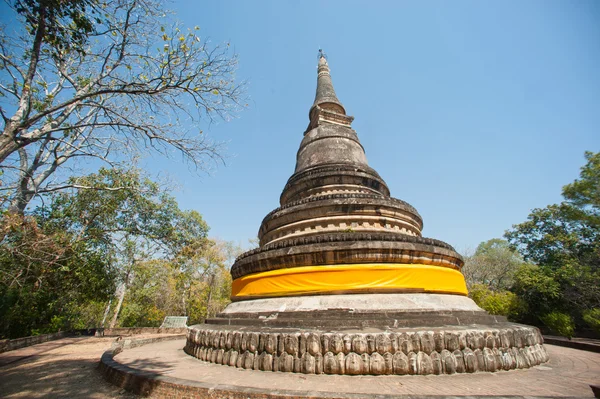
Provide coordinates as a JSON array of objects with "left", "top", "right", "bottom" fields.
[{"left": 0, "top": 354, "right": 140, "bottom": 398}]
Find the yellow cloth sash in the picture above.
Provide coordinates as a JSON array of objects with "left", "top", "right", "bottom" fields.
[{"left": 231, "top": 263, "right": 468, "bottom": 300}]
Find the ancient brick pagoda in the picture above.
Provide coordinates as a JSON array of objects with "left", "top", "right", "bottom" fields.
[{"left": 185, "top": 54, "right": 548, "bottom": 375}]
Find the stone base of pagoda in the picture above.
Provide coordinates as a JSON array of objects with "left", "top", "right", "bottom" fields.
[{"left": 184, "top": 294, "right": 548, "bottom": 376}]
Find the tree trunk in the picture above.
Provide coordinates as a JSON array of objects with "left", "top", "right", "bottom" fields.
[
  {"left": 205, "top": 274, "right": 215, "bottom": 319},
  {"left": 101, "top": 299, "right": 112, "bottom": 328},
  {"left": 109, "top": 286, "right": 126, "bottom": 329}
]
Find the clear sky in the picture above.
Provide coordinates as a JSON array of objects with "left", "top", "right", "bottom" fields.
[
  {"left": 5, "top": 1, "right": 600, "bottom": 253},
  {"left": 150, "top": 0, "right": 600, "bottom": 253}
]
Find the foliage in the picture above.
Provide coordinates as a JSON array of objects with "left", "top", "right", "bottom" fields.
[
  {"left": 0, "top": 0, "right": 245, "bottom": 213},
  {"left": 582, "top": 309, "right": 600, "bottom": 335},
  {"left": 0, "top": 167, "right": 235, "bottom": 337},
  {"left": 503, "top": 151, "right": 600, "bottom": 334},
  {"left": 469, "top": 283, "right": 526, "bottom": 319},
  {"left": 540, "top": 311, "right": 575, "bottom": 338},
  {"left": 462, "top": 239, "right": 524, "bottom": 290},
  {"left": 506, "top": 152, "right": 600, "bottom": 270},
  {"left": 0, "top": 213, "right": 115, "bottom": 338}
]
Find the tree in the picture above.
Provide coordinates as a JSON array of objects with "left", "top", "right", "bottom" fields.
[
  {"left": 0, "top": 0, "right": 244, "bottom": 213},
  {"left": 462, "top": 238, "right": 524, "bottom": 291},
  {"left": 0, "top": 212, "right": 115, "bottom": 338},
  {"left": 37, "top": 167, "right": 211, "bottom": 328},
  {"left": 505, "top": 151, "right": 600, "bottom": 332},
  {"left": 506, "top": 152, "right": 599, "bottom": 269}
]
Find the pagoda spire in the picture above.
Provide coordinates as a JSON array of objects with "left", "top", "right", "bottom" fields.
[{"left": 307, "top": 51, "right": 354, "bottom": 131}]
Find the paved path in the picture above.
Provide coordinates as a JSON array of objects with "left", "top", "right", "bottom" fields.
[
  {"left": 115, "top": 339, "right": 600, "bottom": 398},
  {"left": 0, "top": 336, "right": 140, "bottom": 398},
  {"left": 0, "top": 336, "right": 89, "bottom": 367}
]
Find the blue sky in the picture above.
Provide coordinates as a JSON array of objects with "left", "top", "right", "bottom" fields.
[
  {"left": 151, "top": 0, "right": 599, "bottom": 253},
  {"left": 3, "top": 1, "right": 599, "bottom": 253},
  {"left": 150, "top": 0, "right": 600, "bottom": 253}
]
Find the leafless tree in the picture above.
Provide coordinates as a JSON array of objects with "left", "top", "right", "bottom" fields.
[{"left": 0, "top": 0, "right": 245, "bottom": 213}]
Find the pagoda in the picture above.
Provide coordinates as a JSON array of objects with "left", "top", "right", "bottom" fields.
[{"left": 185, "top": 53, "right": 548, "bottom": 375}]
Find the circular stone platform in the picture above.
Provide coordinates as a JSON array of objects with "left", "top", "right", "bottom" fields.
[{"left": 100, "top": 338, "right": 599, "bottom": 398}]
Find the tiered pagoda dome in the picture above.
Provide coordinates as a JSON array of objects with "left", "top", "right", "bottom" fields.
[{"left": 230, "top": 54, "right": 466, "bottom": 301}]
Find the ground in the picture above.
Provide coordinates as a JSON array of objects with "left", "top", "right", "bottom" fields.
[
  {"left": 0, "top": 336, "right": 139, "bottom": 399},
  {"left": 1, "top": 335, "right": 599, "bottom": 398}
]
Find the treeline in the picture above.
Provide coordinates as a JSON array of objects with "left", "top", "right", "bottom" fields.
[
  {"left": 0, "top": 168, "right": 241, "bottom": 339},
  {"left": 464, "top": 151, "right": 600, "bottom": 337}
]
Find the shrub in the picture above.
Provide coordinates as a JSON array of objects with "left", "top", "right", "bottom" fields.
[
  {"left": 469, "top": 284, "right": 526, "bottom": 320},
  {"left": 540, "top": 311, "right": 575, "bottom": 338},
  {"left": 582, "top": 308, "right": 600, "bottom": 335}
]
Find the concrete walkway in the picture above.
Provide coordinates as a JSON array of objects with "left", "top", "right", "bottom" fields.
[
  {"left": 0, "top": 336, "right": 89, "bottom": 367},
  {"left": 114, "top": 338, "right": 600, "bottom": 398}
]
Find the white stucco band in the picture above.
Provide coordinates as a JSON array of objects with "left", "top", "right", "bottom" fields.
[{"left": 221, "top": 293, "right": 484, "bottom": 314}]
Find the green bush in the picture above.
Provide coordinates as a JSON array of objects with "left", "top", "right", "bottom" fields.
[
  {"left": 469, "top": 284, "right": 526, "bottom": 320},
  {"left": 582, "top": 308, "right": 600, "bottom": 335},
  {"left": 540, "top": 311, "right": 575, "bottom": 338}
]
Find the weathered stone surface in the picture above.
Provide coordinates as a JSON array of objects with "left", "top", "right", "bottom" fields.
[
  {"left": 366, "top": 334, "right": 376, "bottom": 354},
  {"left": 257, "top": 333, "right": 265, "bottom": 353},
  {"left": 336, "top": 353, "right": 345, "bottom": 375},
  {"left": 417, "top": 352, "right": 433, "bottom": 375},
  {"left": 361, "top": 353, "right": 370, "bottom": 374},
  {"left": 284, "top": 334, "right": 299, "bottom": 355},
  {"left": 323, "top": 352, "right": 338, "bottom": 374},
  {"left": 383, "top": 352, "right": 393, "bottom": 375},
  {"left": 352, "top": 335, "right": 367, "bottom": 354},
  {"left": 262, "top": 353, "right": 274, "bottom": 371},
  {"left": 235, "top": 351, "right": 244, "bottom": 368},
  {"left": 376, "top": 334, "right": 392, "bottom": 355},
  {"left": 441, "top": 349, "right": 456, "bottom": 374},
  {"left": 315, "top": 352, "right": 323, "bottom": 374},
  {"left": 483, "top": 347, "right": 496, "bottom": 372},
  {"left": 369, "top": 352, "right": 385, "bottom": 375},
  {"left": 298, "top": 334, "right": 307, "bottom": 356},
  {"left": 454, "top": 349, "right": 465, "bottom": 373},
  {"left": 293, "top": 355, "right": 302, "bottom": 373},
  {"left": 216, "top": 349, "right": 224, "bottom": 364},
  {"left": 389, "top": 333, "right": 399, "bottom": 353},
  {"left": 392, "top": 351, "right": 409, "bottom": 375},
  {"left": 345, "top": 352, "right": 362, "bottom": 375},
  {"left": 399, "top": 333, "right": 412, "bottom": 354},
  {"left": 500, "top": 349, "right": 512, "bottom": 371},
  {"left": 232, "top": 332, "right": 241, "bottom": 351},
  {"left": 463, "top": 348, "right": 477, "bottom": 373},
  {"left": 253, "top": 351, "right": 261, "bottom": 370},
  {"left": 342, "top": 334, "right": 352, "bottom": 354},
  {"left": 433, "top": 331, "right": 444, "bottom": 352},
  {"left": 458, "top": 332, "right": 467, "bottom": 350},
  {"left": 228, "top": 350, "right": 238, "bottom": 367},
  {"left": 420, "top": 332, "right": 435, "bottom": 355},
  {"left": 225, "top": 332, "right": 233, "bottom": 350},
  {"left": 301, "top": 352, "right": 315, "bottom": 374},
  {"left": 248, "top": 333, "right": 259, "bottom": 352},
  {"left": 445, "top": 332, "right": 459, "bottom": 352},
  {"left": 240, "top": 332, "right": 248, "bottom": 352},
  {"left": 330, "top": 334, "right": 344, "bottom": 354},
  {"left": 410, "top": 333, "right": 421, "bottom": 353},
  {"left": 265, "top": 333, "right": 277, "bottom": 354},
  {"left": 243, "top": 351, "right": 254, "bottom": 369},
  {"left": 280, "top": 352, "right": 294, "bottom": 372},
  {"left": 519, "top": 348, "right": 530, "bottom": 368},
  {"left": 307, "top": 333, "right": 320, "bottom": 356},
  {"left": 430, "top": 351, "right": 442, "bottom": 375},
  {"left": 408, "top": 352, "right": 418, "bottom": 375},
  {"left": 485, "top": 331, "right": 495, "bottom": 349},
  {"left": 186, "top": 325, "right": 548, "bottom": 375}
]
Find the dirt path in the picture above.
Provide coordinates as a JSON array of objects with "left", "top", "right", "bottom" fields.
[{"left": 0, "top": 336, "right": 139, "bottom": 398}]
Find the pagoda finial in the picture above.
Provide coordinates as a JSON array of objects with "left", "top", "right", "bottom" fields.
[{"left": 310, "top": 50, "right": 345, "bottom": 116}]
